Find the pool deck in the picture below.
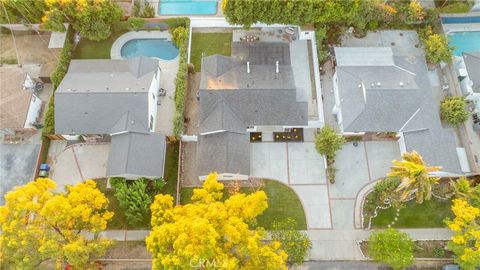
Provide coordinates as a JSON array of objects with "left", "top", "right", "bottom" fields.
[
  {"left": 441, "top": 12, "right": 480, "bottom": 33},
  {"left": 110, "top": 31, "right": 173, "bottom": 60}
]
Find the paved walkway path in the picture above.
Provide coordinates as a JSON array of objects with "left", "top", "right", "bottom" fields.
[{"left": 96, "top": 228, "right": 452, "bottom": 260}]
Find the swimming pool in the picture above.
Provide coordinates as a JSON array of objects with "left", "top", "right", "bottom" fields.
[
  {"left": 448, "top": 31, "right": 480, "bottom": 56},
  {"left": 120, "top": 39, "right": 179, "bottom": 60},
  {"left": 158, "top": 0, "right": 217, "bottom": 15}
]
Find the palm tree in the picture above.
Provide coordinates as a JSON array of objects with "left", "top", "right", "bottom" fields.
[{"left": 388, "top": 151, "right": 441, "bottom": 204}]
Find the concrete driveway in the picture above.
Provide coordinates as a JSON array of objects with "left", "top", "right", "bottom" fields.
[
  {"left": 49, "top": 142, "right": 110, "bottom": 191},
  {"left": 251, "top": 142, "right": 331, "bottom": 229},
  {"left": 0, "top": 143, "right": 40, "bottom": 204}
]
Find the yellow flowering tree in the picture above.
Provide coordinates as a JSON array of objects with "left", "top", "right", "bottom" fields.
[
  {"left": 146, "top": 173, "right": 288, "bottom": 270},
  {"left": 447, "top": 199, "right": 480, "bottom": 270},
  {"left": 0, "top": 178, "right": 113, "bottom": 269}
]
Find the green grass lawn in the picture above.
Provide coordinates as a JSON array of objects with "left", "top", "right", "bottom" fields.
[
  {"left": 96, "top": 142, "right": 179, "bottom": 229},
  {"left": 190, "top": 33, "right": 232, "bottom": 72},
  {"left": 371, "top": 199, "right": 453, "bottom": 228},
  {"left": 72, "top": 30, "right": 128, "bottom": 59},
  {"left": 180, "top": 180, "right": 307, "bottom": 230},
  {"left": 437, "top": 2, "right": 471, "bottom": 13}
]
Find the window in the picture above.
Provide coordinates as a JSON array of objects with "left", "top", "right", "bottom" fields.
[
  {"left": 150, "top": 115, "right": 154, "bottom": 130},
  {"left": 152, "top": 93, "right": 155, "bottom": 100}
]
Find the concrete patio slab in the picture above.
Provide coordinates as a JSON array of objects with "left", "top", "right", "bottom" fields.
[
  {"left": 365, "top": 141, "right": 401, "bottom": 180},
  {"left": 0, "top": 143, "right": 40, "bottom": 204},
  {"left": 49, "top": 143, "right": 109, "bottom": 191},
  {"left": 330, "top": 199, "right": 355, "bottom": 230},
  {"left": 291, "top": 185, "right": 331, "bottom": 229},
  {"left": 287, "top": 143, "right": 326, "bottom": 185},
  {"left": 250, "top": 142, "right": 288, "bottom": 183},
  {"left": 328, "top": 142, "right": 369, "bottom": 199}
]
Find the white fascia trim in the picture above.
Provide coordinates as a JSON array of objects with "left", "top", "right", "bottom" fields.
[{"left": 199, "top": 130, "right": 227, "bottom": 136}]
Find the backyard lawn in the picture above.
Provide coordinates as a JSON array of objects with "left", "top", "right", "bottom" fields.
[
  {"left": 371, "top": 198, "right": 453, "bottom": 229},
  {"left": 96, "top": 142, "right": 179, "bottom": 229},
  {"left": 180, "top": 179, "right": 307, "bottom": 230},
  {"left": 190, "top": 33, "right": 232, "bottom": 72},
  {"left": 72, "top": 29, "right": 128, "bottom": 59}
]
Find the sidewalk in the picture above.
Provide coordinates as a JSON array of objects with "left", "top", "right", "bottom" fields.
[{"left": 93, "top": 228, "right": 452, "bottom": 261}]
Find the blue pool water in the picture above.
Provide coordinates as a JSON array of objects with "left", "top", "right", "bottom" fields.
[
  {"left": 159, "top": 0, "right": 217, "bottom": 15},
  {"left": 121, "top": 39, "right": 179, "bottom": 60},
  {"left": 442, "top": 16, "right": 480, "bottom": 24},
  {"left": 448, "top": 31, "right": 480, "bottom": 56}
]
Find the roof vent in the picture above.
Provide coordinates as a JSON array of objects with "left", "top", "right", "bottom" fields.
[
  {"left": 110, "top": 73, "right": 114, "bottom": 77},
  {"left": 125, "top": 87, "right": 129, "bottom": 91},
  {"left": 105, "top": 86, "right": 109, "bottom": 91},
  {"left": 399, "top": 81, "right": 404, "bottom": 87},
  {"left": 247, "top": 61, "right": 250, "bottom": 74},
  {"left": 275, "top": 61, "right": 279, "bottom": 73},
  {"left": 371, "top": 83, "right": 375, "bottom": 87},
  {"left": 67, "top": 88, "right": 72, "bottom": 91},
  {"left": 358, "top": 84, "right": 362, "bottom": 88},
  {"left": 130, "top": 120, "right": 135, "bottom": 125},
  {"left": 377, "top": 82, "right": 381, "bottom": 87}
]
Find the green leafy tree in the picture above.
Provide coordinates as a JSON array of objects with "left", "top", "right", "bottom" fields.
[
  {"left": 440, "top": 96, "right": 468, "bottom": 126},
  {"left": 141, "top": 1, "right": 155, "bottom": 18},
  {"left": 42, "top": 0, "right": 122, "bottom": 41},
  {"left": 0, "top": 0, "right": 46, "bottom": 23},
  {"left": 388, "top": 151, "right": 441, "bottom": 204},
  {"left": 314, "top": 125, "right": 345, "bottom": 160},
  {"left": 420, "top": 26, "right": 454, "bottom": 64},
  {"left": 271, "top": 218, "right": 312, "bottom": 265},
  {"left": 368, "top": 228, "right": 414, "bottom": 270},
  {"left": 114, "top": 179, "right": 152, "bottom": 226}
]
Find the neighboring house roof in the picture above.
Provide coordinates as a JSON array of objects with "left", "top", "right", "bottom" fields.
[
  {"left": 55, "top": 57, "right": 157, "bottom": 135},
  {"left": 463, "top": 52, "right": 480, "bottom": 93},
  {"left": 0, "top": 67, "right": 33, "bottom": 129},
  {"left": 334, "top": 46, "right": 463, "bottom": 174},
  {"left": 107, "top": 132, "right": 166, "bottom": 179},
  {"left": 196, "top": 131, "right": 250, "bottom": 177}
]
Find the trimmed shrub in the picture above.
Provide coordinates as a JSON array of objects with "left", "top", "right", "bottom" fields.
[
  {"left": 127, "top": 17, "right": 145, "bottom": 30},
  {"left": 114, "top": 179, "right": 152, "bottom": 226},
  {"left": 440, "top": 96, "right": 468, "bottom": 126}
]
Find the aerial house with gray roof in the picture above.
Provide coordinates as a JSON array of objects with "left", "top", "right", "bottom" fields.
[
  {"left": 331, "top": 47, "right": 469, "bottom": 176},
  {"left": 196, "top": 42, "right": 314, "bottom": 181},
  {"left": 55, "top": 57, "right": 166, "bottom": 179}
]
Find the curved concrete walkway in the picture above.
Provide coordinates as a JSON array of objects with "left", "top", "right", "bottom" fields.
[
  {"left": 353, "top": 178, "right": 384, "bottom": 229},
  {"left": 110, "top": 31, "right": 176, "bottom": 60}
]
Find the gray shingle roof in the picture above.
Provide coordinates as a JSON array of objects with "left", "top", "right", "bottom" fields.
[
  {"left": 463, "top": 52, "right": 480, "bottom": 93},
  {"left": 55, "top": 57, "right": 157, "bottom": 135},
  {"left": 107, "top": 132, "right": 166, "bottom": 179},
  {"left": 55, "top": 92, "right": 149, "bottom": 135},
  {"left": 403, "top": 128, "right": 462, "bottom": 174},
  {"left": 196, "top": 131, "right": 250, "bottom": 176},
  {"left": 334, "top": 46, "right": 463, "bottom": 174},
  {"left": 231, "top": 42, "right": 291, "bottom": 65}
]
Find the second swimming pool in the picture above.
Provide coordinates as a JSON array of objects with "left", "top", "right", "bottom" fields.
[{"left": 448, "top": 31, "right": 480, "bottom": 56}]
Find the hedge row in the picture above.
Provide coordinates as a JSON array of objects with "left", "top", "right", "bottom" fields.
[
  {"left": 166, "top": 18, "right": 190, "bottom": 138},
  {"left": 41, "top": 27, "right": 75, "bottom": 140}
]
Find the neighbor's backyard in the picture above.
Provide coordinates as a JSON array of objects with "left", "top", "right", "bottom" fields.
[{"left": 96, "top": 142, "right": 179, "bottom": 229}]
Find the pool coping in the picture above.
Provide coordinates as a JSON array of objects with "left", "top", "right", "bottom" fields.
[
  {"left": 156, "top": 0, "right": 219, "bottom": 17},
  {"left": 441, "top": 12, "right": 480, "bottom": 34},
  {"left": 110, "top": 31, "right": 178, "bottom": 60}
]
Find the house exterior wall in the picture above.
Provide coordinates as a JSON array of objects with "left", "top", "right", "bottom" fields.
[
  {"left": 23, "top": 93, "right": 42, "bottom": 129},
  {"left": 331, "top": 72, "right": 344, "bottom": 132},
  {"left": 148, "top": 67, "right": 161, "bottom": 131}
]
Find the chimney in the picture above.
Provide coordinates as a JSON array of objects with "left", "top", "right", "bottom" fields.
[
  {"left": 275, "top": 61, "right": 279, "bottom": 73},
  {"left": 247, "top": 61, "right": 250, "bottom": 74}
]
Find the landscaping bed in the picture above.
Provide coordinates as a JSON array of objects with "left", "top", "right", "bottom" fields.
[
  {"left": 360, "top": 240, "right": 454, "bottom": 258},
  {"left": 180, "top": 179, "right": 307, "bottom": 230},
  {"left": 190, "top": 33, "right": 232, "bottom": 72},
  {"left": 96, "top": 142, "right": 179, "bottom": 229},
  {"left": 368, "top": 198, "right": 453, "bottom": 229}
]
